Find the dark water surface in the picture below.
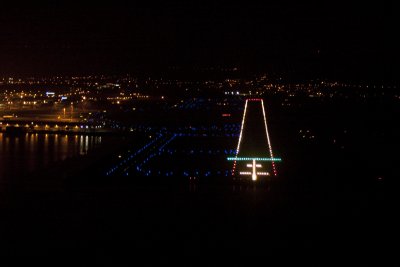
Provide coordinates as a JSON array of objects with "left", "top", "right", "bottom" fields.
[{"left": 0, "top": 133, "right": 102, "bottom": 181}]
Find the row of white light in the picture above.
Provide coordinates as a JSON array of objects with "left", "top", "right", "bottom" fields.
[
  {"left": 247, "top": 164, "right": 262, "bottom": 168},
  {"left": 235, "top": 99, "right": 248, "bottom": 157},
  {"left": 227, "top": 157, "right": 281, "bottom": 161},
  {"left": 261, "top": 99, "right": 277, "bottom": 176},
  {"left": 232, "top": 99, "right": 249, "bottom": 174},
  {"left": 239, "top": 172, "right": 269, "bottom": 176}
]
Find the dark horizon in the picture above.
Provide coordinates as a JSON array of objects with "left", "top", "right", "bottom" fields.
[{"left": 0, "top": 1, "right": 398, "bottom": 83}]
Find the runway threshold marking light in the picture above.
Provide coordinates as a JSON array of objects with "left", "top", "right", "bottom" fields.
[
  {"left": 239, "top": 159, "right": 270, "bottom": 181},
  {"left": 228, "top": 157, "right": 281, "bottom": 161}
]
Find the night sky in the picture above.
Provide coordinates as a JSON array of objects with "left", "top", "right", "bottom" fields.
[{"left": 0, "top": 1, "right": 397, "bottom": 82}]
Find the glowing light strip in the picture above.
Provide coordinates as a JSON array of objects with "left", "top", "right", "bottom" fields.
[
  {"left": 240, "top": 172, "right": 269, "bottom": 176},
  {"left": 252, "top": 159, "right": 257, "bottom": 181},
  {"left": 235, "top": 99, "right": 248, "bottom": 157},
  {"left": 246, "top": 163, "right": 262, "bottom": 167},
  {"left": 261, "top": 100, "right": 277, "bottom": 176},
  {"left": 232, "top": 99, "right": 249, "bottom": 175},
  {"left": 227, "top": 157, "right": 281, "bottom": 161}
]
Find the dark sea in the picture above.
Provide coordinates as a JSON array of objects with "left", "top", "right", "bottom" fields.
[{"left": 0, "top": 133, "right": 102, "bottom": 181}]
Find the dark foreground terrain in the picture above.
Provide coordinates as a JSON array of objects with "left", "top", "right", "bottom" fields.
[
  {"left": 0, "top": 95, "right": 398, "bottom": 263},
  {"left": 0, "top": 173, "right": 395, "bottom": 263}
]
